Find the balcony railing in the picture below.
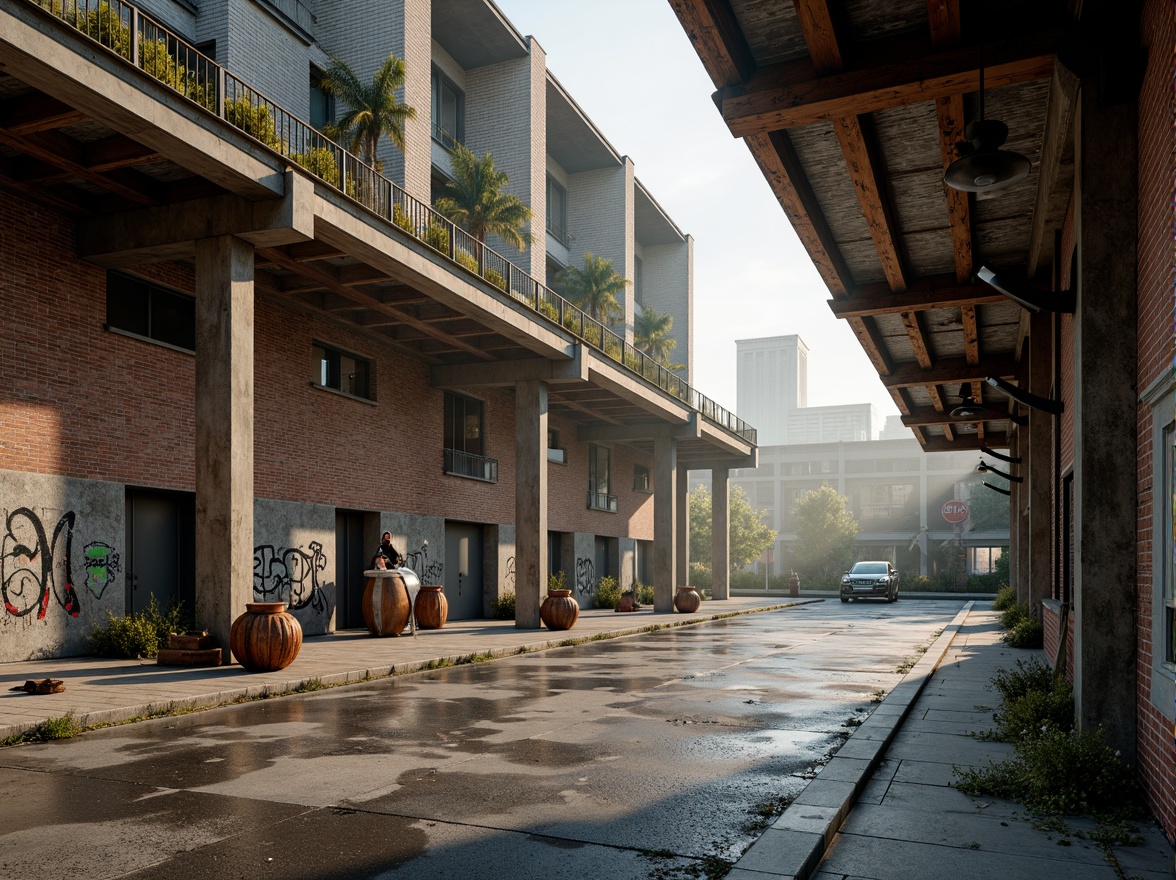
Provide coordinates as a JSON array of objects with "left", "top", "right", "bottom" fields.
[
  {"left": 432, "top": 125, "right": 461, "bottom": 151},
  {"left": 444, "top": 448, "right": 498, "bottom": 483},
  {"left": 587, "top": 491, "right": 618, "bottom": 513},
  {"left": 28, "top": 0, "right": 757, "bottom": 447}
]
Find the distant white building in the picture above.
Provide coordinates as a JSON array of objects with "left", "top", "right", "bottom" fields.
[{"left": 736, "top": 335, "right": 878, "bottom": 443}]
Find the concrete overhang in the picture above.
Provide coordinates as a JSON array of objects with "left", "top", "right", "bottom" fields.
[
  {"left": 432, "top": 0, "right": 529, "bottom": 69},
  {"left": 635, "top": 180, "right": 686, "bottom": 247},
  {"left": 431, "top": 348, "right": 588, "bottom": 389},
  {"left": 545, "top": 73, "right": 621, "bottom": 173},
  {"left": 0, "top": 0, "right": 285, "bottom": 200}
]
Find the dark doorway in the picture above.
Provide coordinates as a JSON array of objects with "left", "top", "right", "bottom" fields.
[
  {"left": 594, "top": 535, "right": 611, "bottom": 584},
  {"left": 124, "top": 488, "right": 194, "bottom": 615},
  {"left": 335, "top": 510, "right": 369, "bottom": 630},
  {"left": 444, "top": 521, "right": 484, "bottom": 620}
]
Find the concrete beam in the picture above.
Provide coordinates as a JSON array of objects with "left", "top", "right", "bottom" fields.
[
  {"left": 712, "top": 467, "right": 730, "bottom": 600},
  {"left": 79, "top": 170, "right": 314, "bottom": 266},
  {"left": 194, "top": 235, "right": 255, "bottom": 665},
  {"left": 577, "top": 413, "right": 701, "bottom": 443},
  {"left": 431, "top": 348, "right": 587, "bottom": 389},
  {"left": 514, "top": 380, "right": 547, "bottom": 629},
  {"left": 652, "top": 435, "right": 677, "bottom": 612}
]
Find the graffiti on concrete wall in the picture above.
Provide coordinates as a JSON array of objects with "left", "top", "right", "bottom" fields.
[
  {"left": 1, "top": 508, "right": 82, "bottom": 619},
  {"left": 404, "top": 542, "right": 443, "bottom": 586},
  {"left": 253, "top": 541, "right": 329, "bottom": 614},
  {"left": 504, "top": 556, "right": 515, "bottom": 592},
  {"left": 575, "top": 557, "right": 595, "bottom": 597},
  {"left": 82, "top": 542, "right": 120, "bottom": 600}
]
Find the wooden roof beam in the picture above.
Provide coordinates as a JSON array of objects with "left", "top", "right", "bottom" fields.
[
  {"left": 828, "top": 280, "right": 1003, "bottom": 317},
  {"left": 1, "top": 93, "right": 85, "bottom": 134},
  {"left": 880, "top": 355, "right": 1017, "bottom": 388},
  {"left": 920, "top": 431, "right": 1009, "bottom": 453},
  {"left": 720, "top": 32, "right": 1057, "bottom": 136},
  {"left": 667, "top": 0, "right": 755, "bottom": 87}
]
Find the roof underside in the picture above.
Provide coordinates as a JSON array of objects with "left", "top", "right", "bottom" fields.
[{"left": 671, "top": 0, "right": 1083, "bottom": 452}]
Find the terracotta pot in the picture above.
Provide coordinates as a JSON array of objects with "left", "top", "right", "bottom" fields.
[
  {"left": 230, "top": 602, "right": 303, "bottom": 671},
  {"left": 362, "top": 570, "right": 412, "bottom": 636},
  {"left": 674, "top": 586, "right": 701, "bottom": 614},
  {"left": 540, "top": 588, "right": 579, "bottom": 630},
  {"left": 415, "top": 585, "right": 448, "bottom": 629}
]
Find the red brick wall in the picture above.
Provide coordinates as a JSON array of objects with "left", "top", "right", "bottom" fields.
[
  {"left": 1134, "top": 0, "right": 1176, "bottom": 839},
  {"left": 0, "top": 190, "right": 655, "bottom": 543}
]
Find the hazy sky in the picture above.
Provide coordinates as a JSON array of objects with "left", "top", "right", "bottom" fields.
[{"left": 492, "top": 0, "right": 901, "bottom": 425}]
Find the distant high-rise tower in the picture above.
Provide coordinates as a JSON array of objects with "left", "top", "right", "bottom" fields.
[{"left": 736, "top": 335, "right": 808, "bottom": 445}]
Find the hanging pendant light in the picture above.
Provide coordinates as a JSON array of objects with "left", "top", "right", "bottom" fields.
[{"left": 944, "top": 42, "right": 1031, "bottom": 193}]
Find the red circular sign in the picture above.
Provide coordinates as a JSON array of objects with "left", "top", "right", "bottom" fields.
[{"left": 942, "top": 500, "right": 969, "bottom": 523}]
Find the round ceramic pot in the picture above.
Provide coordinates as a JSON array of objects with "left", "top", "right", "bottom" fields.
[
  {"left": 362, "top": 570, "right": 411, "bottom": 637},
  {"left": 674, "top": 586, "right": 701, "bottom": 614},
  {"left": 540, "top": 588, "right": 579, "bottom": 630},
  {"left": 415, "top": 585, "right": 448, "bottom": 629},
  {"left": 230, "top": 602, "right": 303, "bottom": 671}
]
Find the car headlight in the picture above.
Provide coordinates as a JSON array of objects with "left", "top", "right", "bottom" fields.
[{"left": 841, "top": 576, "right": 850, "bottom": 584}]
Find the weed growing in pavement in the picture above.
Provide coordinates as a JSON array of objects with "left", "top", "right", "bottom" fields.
[
  {"left": 740, "top": 796, "right": 794, "bottom": 835},
  {"left": 3, "top": 712, "right": 83, "bottom": 745},
  {"left": 293, "top": 677, "right": 327, "bottom": 693}
]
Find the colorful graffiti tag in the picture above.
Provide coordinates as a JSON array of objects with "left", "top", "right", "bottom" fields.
[
  {"left": 82, "top": 542, "right": 120, "bottom": 599},
  {"left": 1, "top": 508, "right": 81, "bottom": 619}
]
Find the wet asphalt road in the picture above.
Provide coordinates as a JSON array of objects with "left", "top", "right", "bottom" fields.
[{"left": 0, "top": 600, "right": 963, "bottom": 880}]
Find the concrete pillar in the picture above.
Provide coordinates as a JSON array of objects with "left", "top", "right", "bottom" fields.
[
  {"left": 1027, "top": 310, "right": 1052, "bottom": 613},
  {"left": 675, "top": 465, "right": 689, "bottom": 587},
  {"left": 711, "top": 467, "right": 730, "bottom": 600},
  {"left": 1072, "top": 84, "right": 1138, "bottom": 759},
  {"left": 652, "top": 435, "right": 677, "bottom": 612},
  {"left": 514, "top": 380, "right": 548, "bottom": 628},
  {"left": 194, "top": 235, "right": 255, "bottom": 665}
]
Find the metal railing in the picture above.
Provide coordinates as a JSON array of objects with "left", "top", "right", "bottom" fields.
[
  {"left": 29, "top": 0, "right": 757, "bottom": 447},
  {"left": 587, "top": 491, "right": 618, "bottom": 513},
  {"left": 443, "top": 448, "right": 498, "bottom": 483}
]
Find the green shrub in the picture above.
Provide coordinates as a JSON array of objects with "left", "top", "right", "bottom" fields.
[
  {"left": 967, "top": 571, "right": 1005, "bottom": 592},
  {"left": 635, "top": 582, "right": 655, "bottom": 605},
  {"left": 956, "top": 725, "right": 1143, "bottom": 817},
  {"left": 594, "top": 575, "right": 621, "bottom": 609},
  {"left": 730, "top": 568, "right": 762, "bottom": 590},
  {"left": 1004, "top": 614, "right": 1044, "bottom": 649},
  {"left": 224, "top": 96, "right": 282, "bottom": 149},
  {"left": 537, "top": 299, "right": 559, "bottom": 321},
  {"left": 688, "top": 562, "right": 712, "bottom": 590},
  {"left": 424, "top": 220, "right": 451, "bottom": 256},
  {"left": 490, "top": 591, "right": 516, "bottom": 620},
  {"left": 291, "top": 147, "right": 340, "bottom": 186},
  {"left": 908, "top": 575, "right": 933, "bottom": 590},
  {"left": 993, "top": 583, "right": 1017, "bottom": 611},
  {"left": 548, "top": 571, "right": 567, "bottom": 593},
  {"left": 89, "top": 595, "right": 188, "bottom": 659},
  {"left": 392, "top": 203, "right": 415, "bottom": 234},
  {"left": 562, "top": 309, "right": 582, "bottom": 333},
  {"left": 582, "top": 324, "right": 602, "bottom": 347},
  {"left": 993, "top": 684, "right": 1074, "bottom": 742},
  {"left": 989, "top": 657, "right": 1056, "bottom": 705},
  {"left": 455, "top": 250, "right": 478, "bottom": 273},
  {"left": 1000, "top": 600, "right": 1030, "bottom": 630},
  {"left": 483, "top": 268, "right": 507, "bottom": 291}
]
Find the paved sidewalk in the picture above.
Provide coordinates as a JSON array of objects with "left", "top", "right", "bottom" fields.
[
  {"left": 0, "top": 596, "right": 801, "bottom": 741},
  {"left": 728, "top": 604, "right": 1175, "bottom": 880}
]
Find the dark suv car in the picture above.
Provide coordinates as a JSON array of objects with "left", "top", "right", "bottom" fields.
[{"left": 840, "top": 561, "right": 899, "bottom": 603}]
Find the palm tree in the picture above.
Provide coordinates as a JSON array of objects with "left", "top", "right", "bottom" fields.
[
  {"left": 634, "top": 304, "right": 682, "bottom": 368},
  {"left": 560, "top": 253, "right": 628, "bottom": 325},
  {"left": 320, "top": 53, "right": 416, "bottom": 170},
  {"left": 434, "top": 144, "right": 532, "bottom": 251}
]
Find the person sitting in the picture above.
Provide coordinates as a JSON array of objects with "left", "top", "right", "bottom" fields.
[{"left": 371, "top": 532, "right": 404, "bottom": 570}]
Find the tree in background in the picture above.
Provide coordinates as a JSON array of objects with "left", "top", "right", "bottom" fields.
[
  {"left": 560, "top": 252, "right": 627, "bottom": 325},
  {"left": 792, "top": 485, "right": 859, "bottom": 583},
  {"left": 689, "top": 485, "right": 776, "bottom": 572},
  {"left": 434, "top": 144, "right": 532, "bottom": 250},
  {"left": 633, "top": 304, "right": 681, "bottom": 368},
  {"left": 320, "top": 53, "right": 415, "bottom": 170}
]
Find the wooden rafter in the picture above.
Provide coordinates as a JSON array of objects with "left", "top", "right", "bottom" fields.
[
  {"left": 721, "top": 32, "right": 1057, "bottom": 136},
  {"left": 921, "top": 431, "right": 1008, "bottom": 453},
  {"left": 879, "top": 355, "right": 1017, "bottom": 388},
  {"left": 666, "top": 0, "right": 755, "bottom": 87},
  {"left": 0, "top": 125, "right": 158, "bottom": 205},
  {"left": 1, "top": 94, "right": 85, "bottom": 134},
  {"left": 828, "top": 280, "right": 1002, "bottom": 317}
]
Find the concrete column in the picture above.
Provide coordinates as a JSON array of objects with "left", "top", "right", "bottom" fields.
[
  {"left": 514, "top": 380, "right": 548, "bottom": 628},
  {"left": 711, "top": 467, "right": 730, "bottom": 600},
  {"left": 652, "top": 435, "right": 677, "bottom": 612},
  {"left": 1072, "top": 85, "right": 1138, "bottom": 759},
  {"left": 1027, "top": 310, "right": 1052, "bottom": 613},
  {"left": 194, "top": 235, "right": 255, "bottom": 665},
  {"left": 675, "top": 465, "right": 689, "bottom": 587}
]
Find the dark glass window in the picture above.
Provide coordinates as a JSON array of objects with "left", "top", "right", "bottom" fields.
[
  {"left": 546, "top": 176, "right": 567, "bottom": 243},
  {"left": 634, "top": 463, "right": 650, "bottom": 492},
  {"left": 431, "top": 67, "right": 464, "bottom": 148},
  {"left": 312, "top": 342, "right": 371, "bottom": 399},
  {"left": 106, "top": 271, "right": 194, "bottom": 351},
  {"left": 444, "top": 392, "right": 484, "bottom": 457},
  {"left": 309, "top": 65, "right": 335, "bottom": 131}
]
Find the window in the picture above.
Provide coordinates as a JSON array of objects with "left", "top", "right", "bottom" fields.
[
  {"left": 443, "top": 392, "right": 497, "bottom": 482},
  {"left": 105, "top": 271, "right": 195, "bottom": 352},
  {"left": 431, "top": 67, "right": 464, "bottom": 149},
  {"left": 309, "top": 65, "right": 335, "bottom": 131},
  {"left": 588, "top": 444, "right": 616, "bottom": 511},
  {"left": 546, "top": 176, "right": 567, "bottom": 244},
  {"left": 634, "top": 256, "right": 644, "bottom": 305},
  {"left": 548, "top": 428, "right": 565, "bottom": 464},
  {"left": 312, "top": 342, "right": 371, "bottom": 400},
  {"left": 1164, "top": 422, "right": 1176, "bottom": 664},
  {"left": 633, "top": 463, "right": 650, "bottom": 492}
]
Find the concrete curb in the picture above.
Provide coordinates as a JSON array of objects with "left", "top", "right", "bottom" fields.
[
  {"left": 1, "top": 599, "right": 822, "bottom": 742},
  {"left": 727, "top": 601, "right": 976, "bottom": 880}
]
